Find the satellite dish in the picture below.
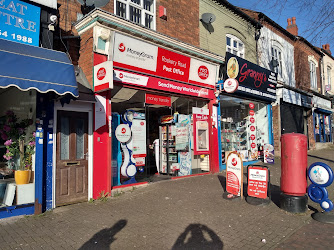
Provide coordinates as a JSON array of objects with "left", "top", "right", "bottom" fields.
[
  {"left": 77, "top": 0, "right": 110, "bottom": 8},
  {"left": 201, "top": 13, "right": 216, "bottom": 24}
]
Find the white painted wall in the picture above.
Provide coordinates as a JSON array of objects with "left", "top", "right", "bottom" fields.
[
  {"left": 257, "top": 26, "right": 296, "bottom": 87},
  {"left": 322, "top": 53, "right": 334, "bottom": 96}
]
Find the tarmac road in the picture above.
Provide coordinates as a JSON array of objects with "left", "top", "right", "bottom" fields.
[{"left": 0, "top": 147, "right": 333, "bottom": 249}]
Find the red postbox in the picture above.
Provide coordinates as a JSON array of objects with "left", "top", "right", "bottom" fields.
[{"left": 280, "top": 133, "right": 308, "bottom": 196}]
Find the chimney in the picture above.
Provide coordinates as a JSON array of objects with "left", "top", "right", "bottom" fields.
[
  {"left": 286, "top": 17, "right": 298, "bottom": 36},
  {"left": 322, "top": 43, "right": 331, "bottom": 55}
]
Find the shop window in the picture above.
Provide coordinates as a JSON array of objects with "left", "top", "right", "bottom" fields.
[
  {"left": 226, "top": 34, "right": 244, "bottom": 58},
  {"left": 220, "top": 96, "right": 270, "bottom": 163},
  {"left": 115, "top": 0, "right": 155, "bottom": 29},
  {"left": 110, "top": 86, "right": 210, "bottom": 185},
  {"left": 309, "top": 61, "right": 317, "bottom": 89},
  {"left": 327, "top": 66, "right": 332, "bottom": 89},
  {"left": 0, "top": 88, "right": 36, "bottom": 208}
]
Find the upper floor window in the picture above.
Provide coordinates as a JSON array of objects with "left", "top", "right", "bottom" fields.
[
  {"left": 309, "top": 61, "right": 317, "bottom": 89},
  {"left": 327, "top": 66, "right": 332, "bottom": 86},
  {"left": 226, "top": 35, "right": 244, "bottom": 58},
  {"left": 115, "top": 0, "right": 155, "bottom": 29},
  {"left": 271, "top": 46, "right": 282, "bottom": 78}
]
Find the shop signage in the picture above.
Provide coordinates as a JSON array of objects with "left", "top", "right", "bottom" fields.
[
  {"left": 313, "top": 96, "right": 332, "bottom": 110},
  {"left": 131, "top": 119, "right": 146, "bottom": 158},
  {"left": 226, "top": 152, "right": 243, "bottom": 197},
  {"left": 225, "top": 52, "right": 277, "bottom": 101},
  {"left": 115, "top": 124, "right": 131, "bottom": 143},
  {"left": 247, "top": 166, "right": 269, "bottom": 199},
  {"left": 249, "top": 103, "right": 255, "bottom": 109},
  {"left": 114, "top": 69, "right": 215, "bottom": 99},
  {"left": 283, "top": 88, "right": 312, "bottom": 108},
  {"left": 0, "top": 0, "right": 40, "bottom": 46},
  {"left": 160, "top": 115, "right": 174, "bottom": 124},
  {"left": 95, "top": 94, "right": 107, "bottom": 131},
  {"left": 28, "top": 0, "right": 57, "bottom": 9},
  {"left": 223, "top": 78, "right": 239, "bottom": 93},
  {"left": 145, "top": 93, "right": 171, "bottom": 106},
  {"left": 179, "top": 152, "right": 192, "bottom": 176},
  {"left": 249, "top": 110, "right": 255, "bottom": 116},
  {"left": 193, "top": 107, "right": 210, "bottom": 155},
  {"left": 94, "top": 61, "right": 113, "bottom": 92},
  {"left": 113, "top": 32, "right": 218, "bottom": 89},
  {"left": 250, "top": 117, "right": 255, "bottom": 123},
  {"left": 263, "top": 144, "right": 274, "bottom": 164},
  {"left": 250, "top": 134, "right": 256, "bottom": 140},
  {"left": 175, "top": 124, "right": 189, "bottom": 151}
]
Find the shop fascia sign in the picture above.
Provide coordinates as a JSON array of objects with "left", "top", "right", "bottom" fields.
[
  {"left": 313, "top": 96, "right": 332, "bottom": 110},
  {"left": 112, "top": 32, "right": 218, "bottom": 89},
  {"left": 93, "top": 61, "right": 113, "bottom": 92},
  {"left": 113, "top": 69, "right": 215, "bottom": 99},
  {"left": 224, "top": 52, "right": 277, "bottom": 101},
  {"left": 27, "top": 0, "right": 57, "bottom": 9},
  {"left": 283, "top": 88, "right": 312, "bottom": 108},
  {"left": 0, "top": 0, "right": 41, "bottom": 46}
]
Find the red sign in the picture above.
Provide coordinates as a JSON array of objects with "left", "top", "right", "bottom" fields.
[
  {"left": 247, "top": 166, "right": 268, "bottom": 199},
  {"left": 156, "top": 48, "right": 190, "bottom": 83},
  {"left": 251, "top": 142, "right": 256, "bottom": 148},
  {"left": 250, "top": 125, "right": 256, "bottom": 132},
  {"left": 227, "top": 171, "right": 240, "bottom": 195},
  {"left": 250, "top": 117, "right": 255, "bottom": 123},
  {"left": 114, "top": 69, "right": 215, "bottom": 99},
  {"left": 198, "top": 65, "right": 209, "bottom": 80},
  {"left": 249, "top": 103, "right": 255, "bottom": 109},
  {"left": 249, "top": 110, "right": 255, "bottom": 116},
  {"left": 145, "top": 93, "right": 171, "bottom": 106},
  {"left": 97, "top": 67, "right": 106, "bottom": 80},
  {"left": 250, "top": 134, "right": 256, "bottom": 140}
]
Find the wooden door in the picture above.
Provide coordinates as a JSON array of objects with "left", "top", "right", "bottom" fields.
[{"left": 56, "top": 111, "right": 88, "bottom": 206}]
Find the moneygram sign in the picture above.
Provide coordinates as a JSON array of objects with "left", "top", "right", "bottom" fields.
[{"left": 113, "top": 32, "right": 218, "bottom": 89}]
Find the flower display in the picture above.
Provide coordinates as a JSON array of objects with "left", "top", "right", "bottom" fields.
[{"left": 0, "top": 110, "right": 35, "bottom": 171}]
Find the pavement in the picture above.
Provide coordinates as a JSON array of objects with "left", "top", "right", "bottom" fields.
[{"left": 0, "top": 147, "right": 334, "bottom": 249}]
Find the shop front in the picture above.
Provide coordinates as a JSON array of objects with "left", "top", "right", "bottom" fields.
[
  {"left": 278, "top": 87, "right": 313, "bottom": 148},
  {"left": 218, "top": 52, "right": 277, "bottom": 170},
  {"left": 0, "top": 39, "right": 78, "bottom": 218},
  {"left": 84, "top": 26, "right": 221, "bottom": 193},
  {"left": 312, "top": 95, "right": 333, "bottom": 143}
]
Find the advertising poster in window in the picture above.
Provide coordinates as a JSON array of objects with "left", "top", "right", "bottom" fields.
[
  {"left": 263, "top": 144, "right": 274, "bottom": 164},
  {"left": 192, "top": 107, "right": 210, "bottom": 155},
  {"left": 131, "top": 119, "right": 146, "bottom": 158},
  {"left": 175, "top": 124, "right": 189, "bottom": 151},
  {"left": 248, "top": 103, "right": 258, "bottom": 160}
]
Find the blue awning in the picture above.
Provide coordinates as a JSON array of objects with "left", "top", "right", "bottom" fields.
[
  {"left": 315, "top": 108, "right": 332, "bottom": 114},
  {"left": 0, "top": 38, "right": 78, "bottom": 97}
]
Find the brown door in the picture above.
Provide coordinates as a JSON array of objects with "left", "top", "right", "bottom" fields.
[{"left": 56, "top": 111, "right": 88, "bottom": 206}]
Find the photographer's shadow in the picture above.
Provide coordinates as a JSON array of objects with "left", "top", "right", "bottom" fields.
[{"left": 172, "top": 224, "right": 223, "bottom": 249}]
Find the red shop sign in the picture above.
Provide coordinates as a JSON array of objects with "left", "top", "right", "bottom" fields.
[
  {"left": 249, "top": 110, "right": 255, "bottom": 116},
  {"left": 250, "top": 125, "right": 256, "bottom": 132},
  {"left": 251, "top": 142, "right": 256, "bottom": 148},
  {"left": 247, "top": 166, "right": 269, "bottom": 199},
  {"left": 250, "top": 134, "right": 256, "bottom": 140},
  {"left": 145, "top": 93, "right": 171, "bottom": 106},
  {"left": 249, "top": 103, "right": 255, "bottom": 109}
]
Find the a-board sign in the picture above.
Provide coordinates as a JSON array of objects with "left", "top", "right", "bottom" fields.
[
  {"left": 247, "top": 166, "right": 269, "bottom": 199},
  {"left": 226, "top": 151, "right": 243, "bottom": 197}
]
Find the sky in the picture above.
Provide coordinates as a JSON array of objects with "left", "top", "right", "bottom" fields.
[{"left": 228, "top": 0, "right": 333, "bottom": 49}]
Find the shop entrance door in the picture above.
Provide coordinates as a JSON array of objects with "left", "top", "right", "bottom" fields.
[
  {"left": 281, "top": 103, "right": 304, "bottom": 134},
  {"left": 56, "top": 111, "right": 88, "bottom": 206}
]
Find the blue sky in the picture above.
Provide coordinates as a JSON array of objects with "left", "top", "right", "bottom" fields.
[{"left": 228, "top": 0, "right": 333, "bottom": 49}]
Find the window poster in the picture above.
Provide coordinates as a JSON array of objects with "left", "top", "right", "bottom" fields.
[
  {"left": 131, "top": 119, "right": 146, "bottom": 158},
  {"left": 178, "top": 152, "right": 191, "bottom": 176},
  {"left": 175, "top": 124, "right": 189, "bottom": 151}
]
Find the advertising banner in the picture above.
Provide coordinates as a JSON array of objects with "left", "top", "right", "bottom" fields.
[
  {"left": 175, "top": 124, "right": 189, "bottom": 151},
  {"left": 114, "top": 69, "right": 215, "bottom": 99},
  {"left": 178, "top": 152, "right": 191, "bottom": 176},
  {"left": 0, "top": 0, "right": 40, "bottom": 46},
  {"left": 247, "top": 166, "right": 268, "bottom": 199},
  {"left": 145, "top": 93, "right": 171, "bottom": 106},
  {"left": 224, "top": 52, "right": 277, "bottom": 101},
  {"left": 263, "top": 144, "right": 275, "bottom": 164},
  {"left": 131, "top": 119, "right": 146, "bottom": 158},
  {"left": 113, "top": 32, "right": 218, "bottom": 89},
  {"left": 226, "top": 152, "right": 243, "bottom": 197}
]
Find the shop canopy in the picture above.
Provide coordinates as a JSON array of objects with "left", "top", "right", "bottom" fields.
[{"left": 0, "top": 38, "right": 78, "bottom": 97}]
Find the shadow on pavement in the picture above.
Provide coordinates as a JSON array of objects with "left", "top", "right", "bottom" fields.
[
  {"left": 217, "top": 175, "right": 226, "bottom": 192},
  {"left": 79, "top": 219, "right": 127, "bottom": 250},
  {"left": 172, "top": 224, "right": 223, "bottom": 249},
  {"left": 307, "top": 154, "right": 334, "bottom": 163}
]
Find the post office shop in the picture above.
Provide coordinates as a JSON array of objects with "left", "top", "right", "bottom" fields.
[
  {"left": 218, "top": 52, "right": 277, "bottom": 170},
  {"left": 74, "top": 12, "right": 223, "bottom": 194}
]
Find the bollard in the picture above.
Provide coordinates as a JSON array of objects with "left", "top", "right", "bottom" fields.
[{"left": 280, "top": 133, "right": 308, "bottom": 213}]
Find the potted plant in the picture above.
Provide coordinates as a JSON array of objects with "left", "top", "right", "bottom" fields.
[{"left": 0, "top": 110, "right": 35, "bottom": 185}]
